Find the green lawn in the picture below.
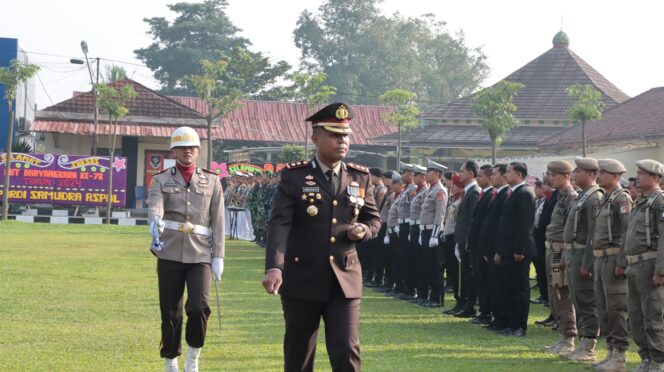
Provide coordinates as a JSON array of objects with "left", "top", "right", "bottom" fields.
[{"left": 0, "top": 221, "right": 641, "bottom": 371}]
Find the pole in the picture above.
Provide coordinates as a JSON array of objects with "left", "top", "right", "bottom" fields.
[
  {"left": 397, "top": 121, "right": 402, "bottom": 171},
  {"left": 106, "top": 116, "right": 116, "bottom": 224},
  {"left": 92, "top": 58, "right": 100, "bottom": 156},
  {"left": 2, "top": 101, "right": 15, "bottom": 221}
]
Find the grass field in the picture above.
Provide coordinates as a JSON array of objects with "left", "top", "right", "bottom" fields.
[{"left": 0, "top": 221, "right": 643, "bottom": 371}]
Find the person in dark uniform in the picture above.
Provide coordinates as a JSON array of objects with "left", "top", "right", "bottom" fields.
[
  {"left": 454, "top": 161, "right": 481, "bottom": 317},
  {"left": 493, "top": 162, "right": 536, "bottom": 337},
  {"left": 262, "top": 103, "right": 381, "bottom": 372}
]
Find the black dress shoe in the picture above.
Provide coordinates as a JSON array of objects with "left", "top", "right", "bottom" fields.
[
  {"left": 535, "top": 315, "right": 555, "bottom": 325},
  {"left": 493, "top": 327, "right": 511, "bottom": 334},
  {"left": 511, "top": 328, "right": 526, "bottom": 337},
  {"left": 454, "top": 310, "right": 476, "bottom": 318},
  {"left": 470, "top": 315, "right": 492, "bottom": 325}
]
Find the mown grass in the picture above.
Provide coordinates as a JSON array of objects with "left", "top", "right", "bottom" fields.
[{"left": 0, "top": 221, "right": 642, "bottom": 371}]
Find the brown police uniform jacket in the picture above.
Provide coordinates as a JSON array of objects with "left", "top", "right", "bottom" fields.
[
  {"left": 265, "top": 158, "right": 382, "bottom": 302},
  {"left": 148, "top": 166, "right": 225, "bottom": 263}
]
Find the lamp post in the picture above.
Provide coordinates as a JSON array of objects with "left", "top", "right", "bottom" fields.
[{"left": 70, "top": 41, "right": 100, "bottom": 156}]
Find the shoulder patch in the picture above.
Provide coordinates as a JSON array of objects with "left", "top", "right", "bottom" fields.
[
  {"left": 346, "top": 162, "right": 369, "bottom": 173},
  {"left": 285, "top": 160, "right": 309, "bottom": 170},
  {"left": 436, "top": 190, "right": 446, "bottom": 201},
  {"left": 201, "top": 168, "right": 217, "bottom": 175},
  {"left": 619, "top": 203, "right": 630, "bottom": 215}
]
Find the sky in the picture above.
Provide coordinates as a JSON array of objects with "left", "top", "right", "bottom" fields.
[{"left": 2, "top": 0, "right": 664, "bottom": 110}]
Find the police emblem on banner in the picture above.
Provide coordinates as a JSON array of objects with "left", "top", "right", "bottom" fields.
[{"left": 150, "top": 155, "right": 162, "bottom": 169}]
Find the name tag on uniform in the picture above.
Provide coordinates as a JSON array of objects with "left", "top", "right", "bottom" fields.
[
  {"left": 165, "top": 182, "right": 178, "bottom": 188},
  {"left": 303, "top": 187, "right": 320, "bottom": 193}
]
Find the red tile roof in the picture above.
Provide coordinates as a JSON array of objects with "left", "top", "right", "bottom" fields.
[
  {"left": 170, "top": 97, "right": 396, "bottom": 145},
  {"left": 539, "top": 87, "right": 664, "bottom": 150},
  {"left": 32, "top": 79, "right": 397, "bottom": 145},
  {"left": 421, "top": 40, "right": 629, "bottom": 121},
  {"left": 43, "top": 79, "right": 205, "bottom": 120}
]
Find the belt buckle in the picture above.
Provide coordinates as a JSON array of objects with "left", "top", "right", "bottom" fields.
[{"left": 178, "top": 221, "right": 195, "bottom": 234}]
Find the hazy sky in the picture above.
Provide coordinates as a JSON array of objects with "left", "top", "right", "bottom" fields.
[{"left": 2, "top": 0, "right": 664, "bottom": 109}]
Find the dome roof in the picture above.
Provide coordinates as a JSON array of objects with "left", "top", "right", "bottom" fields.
[{"left": 553, "top": 31, "right": 570, "bottom": 48}]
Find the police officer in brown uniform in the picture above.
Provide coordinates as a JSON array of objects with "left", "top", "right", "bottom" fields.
[
  {"left": 408, "top": 164, "right": 429, "bottom": 302},
  {"left": 544, "top": 160, "right": 579, "bottom": 355},
  {"left": 562, "top": 158, "right": 603, "bottom": 361},
  {"left": 625, "top": 159, "right": 664, "bottom": 372},
  {"left": 148, "top": 126, "right": 225, "bottom": 372},
  {"left": 592, "top": 159, "right": 632, "bottom": 371},
  {"left": 262, "top": 103, "right": 381, "bottom": 372}
]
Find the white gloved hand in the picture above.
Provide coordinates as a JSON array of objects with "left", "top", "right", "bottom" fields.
[
  {"left": 383, "top": 235, "right": 390, "bottom": 245},
  {"left": 149, "top": 217, "right": 165, "bottom": 252},
  {"left": 454, "top": 244, "right": 461, "bottom": 262},
  {"left": 394, "top": 226, "right": 399, "bottom": 234},
  {"left": 212, "top": 257, "right": 224, "bottom": 281},
  {"left": 418, "top": 235, "right": 422, "bottom": 246},
  {"left": 429, "top": 237, "right": 438, "bottom": 248}
]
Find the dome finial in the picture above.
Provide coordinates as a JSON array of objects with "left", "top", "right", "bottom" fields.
[{"left": 553, "top": 29, "right": 570, "bottom": 48}]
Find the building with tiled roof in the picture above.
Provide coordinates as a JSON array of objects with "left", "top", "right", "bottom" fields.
[
  {"left": 374, "top": 31, "right": 630, "bottom": 166},
  {"left": 537, "top": 87, "right": 664, "bottom": 170},
  {"left": 30, "top": 79, "right": 397, "bottom": 207}
]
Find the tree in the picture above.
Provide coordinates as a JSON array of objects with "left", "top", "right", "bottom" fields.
[
  {"left": 0, "top": 59, "right": 39, "bottom": 221},
  {"left": 135, "top": 0, "right": 290, "bottom": 96},
  {"left": 102, "top": 64, "right": 128, "bottom": 83},
  {"left": 472, "top": 80, "right": 525, "bottom": 164},
  {"left": 379, "top": 89, "right": 420, "bottom": 168},
  {"left": 567, "top": 84, "right": 604, "bottom": 157},
  {"left": 294, "top": 0, "right": 487, "bottom": 108},
  {"left": 286, "top": 71, "right": 336, "bottom": 158},
  {"left": 186, "top": 57, "right": 244, "bottom": 168},
  {"left": 96, "top": 83, "right": 138, "bottom": 224},
  {"left": 277, "top": 144, "right": 306, "bottom": 163}
]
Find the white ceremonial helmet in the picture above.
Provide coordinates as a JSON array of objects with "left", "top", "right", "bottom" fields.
[{"left": 170, "top": 126, "right": 201, "bottom": 149}]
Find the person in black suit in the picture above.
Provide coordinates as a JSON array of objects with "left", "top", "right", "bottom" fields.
[
  {"left": 453, "top": 161, "right": 481, "bottom": 317},
  {"left": 481, "top": 164, "right": 511, "bottom": 331},
  {"left": 467, "top": 164, "right": 495, "bottom": 324},
  {"left": 494, "top": 162, "right": 536, "bottom": 337}
]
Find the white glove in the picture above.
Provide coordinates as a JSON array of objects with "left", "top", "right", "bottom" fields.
[
  {"left": 418, "top": 235, "right": 422, "bottom": 246},
  {"left": 149, "top": 216, "right": 165, "bottom": 252},
  {"left": 394, "top": 226, "right": 399, "bottom": 234},
  {"left": 429, "top": 237, "right": 438, "bottom": 248},
  {"left": 212, "top": 257, "right": 224, "bottom": 281},
  {"left": 454, "top": 243, "right": 461, "bottom": 262},
  {"left": 383, "top": 235, "right": 390, "bottom": 245}
]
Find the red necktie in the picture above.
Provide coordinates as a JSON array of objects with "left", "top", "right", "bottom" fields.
[
  {"left": 491, "top": 192, "right": 497, "bottom": 202},
  {"left": 508, "top": 189, "right": 513, "bottom": 198}
]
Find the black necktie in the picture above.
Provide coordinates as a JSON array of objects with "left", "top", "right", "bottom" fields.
[{"left": 326, "top": 170, "right": 334, "bottom": 192}]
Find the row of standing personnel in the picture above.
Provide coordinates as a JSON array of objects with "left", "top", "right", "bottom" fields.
[{"left": 359, "top": 157, "right": 664, "bottom": 372}]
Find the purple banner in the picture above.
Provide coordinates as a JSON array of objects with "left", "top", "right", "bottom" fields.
[{"left": 0, "top": 153, "right": 127, "bottom": 207}]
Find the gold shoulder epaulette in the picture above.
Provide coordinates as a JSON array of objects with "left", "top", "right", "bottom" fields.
[
  {"left": 346, "top": 162, "right": 369, "bottom": 173},
  {"left": 285, "top": 160, "right": 310, "bottom": 170},
  {"left": 155, "top": 167, "right": 172, "bottom": 175}
]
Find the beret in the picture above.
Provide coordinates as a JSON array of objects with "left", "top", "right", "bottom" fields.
[
  {"left": 636, "top": 159, "right": 664, "bottom": 177},
  {"left": 574, "top": 157, "right": 599, "bottom": 171},
  {"left": 598, "top": 159, "right": 627, "bottom": 174},
  {"left": 547, "top": 160, "right": 574, "bottom": 174}
]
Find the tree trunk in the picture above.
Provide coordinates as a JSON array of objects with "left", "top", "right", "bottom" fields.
[
  {"left": 491, "top": 136, "right": 497, "bottom": 165},
  {"left": 207, "top": 116, "right": 212, "bottom": 169},
  {"left": 2, "top": 101, "right": 14, "bottom": 221},
  {"left": 582, "top": 120, "right": 587, "bottom": 157}
]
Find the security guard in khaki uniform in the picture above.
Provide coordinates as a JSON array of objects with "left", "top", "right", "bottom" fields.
[
  {"left": 592, "top": 159, "right": 632, "bottom": 371},
  {"left": 562, "top": 158, "right": 603, "bottom": 362},
  {"left": 148, "top": 126, "right": 225, "bottom": 372},
  {"left": 544, "top": 160, "right": 578, "bottom": 355},
  {"left": 625, "top": 159, "right": 664, "bottom": 372},
  {"left": 419, "top": 159, "right": 448, "bottom": 307},
  {"left": 262, "top": 103, "right": 381, "bottom": 372}
]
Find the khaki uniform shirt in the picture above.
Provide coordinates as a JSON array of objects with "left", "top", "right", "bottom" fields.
[
  {"left": 546, "top": 185, "right": 577, "bottom": 243},
  {"left": 592, "top": 188, "right": 632, "bottom": 267},
  {"left": 396, "top": 183, "right": 415, "bottom": 221},
  {"left": 148, "top": 167, "right": 225, "bottom": 263},
  {"left": 380, "top": 190, "right": 395, "bottom": 222},
  {"left": 420, "top": 181, "right": 447, "bottom": 227},
  {"left": 387, "top": 192, "right": 400, "bottom": 228},
  {"left": 625, "top": 190, "right": 664, "bottom": 275},
  {"left": 409, "top": 184, "right": 430, "bottom": 221},
  {"left": 563, "top": 185, "right": 602, "bottom": 269}
]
